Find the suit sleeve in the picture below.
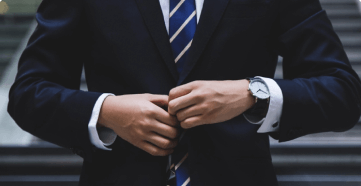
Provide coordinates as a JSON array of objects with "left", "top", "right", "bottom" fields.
[
  {"left": 272, "top": 0, "right": 361, "bottom": 142},
  {"left": 7, "top": 0, "right": 103, "bottom": 161}
]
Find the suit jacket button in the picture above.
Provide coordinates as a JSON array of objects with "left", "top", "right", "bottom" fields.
[{"left": 272, "top": 122, "right": 278, "bottom": 128}]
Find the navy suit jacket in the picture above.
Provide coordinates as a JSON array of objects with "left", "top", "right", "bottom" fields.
[{"left": 8, "top": 0, "right": 361, "bottom": 185}]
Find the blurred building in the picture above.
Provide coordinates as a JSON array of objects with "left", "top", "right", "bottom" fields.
[{"left": 0, "top": 0, "right": 361, "bottom": 185}]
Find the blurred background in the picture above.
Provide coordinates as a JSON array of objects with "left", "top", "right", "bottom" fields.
[{"left": 0, "top": 0, "right": 361, "bottom": 185}]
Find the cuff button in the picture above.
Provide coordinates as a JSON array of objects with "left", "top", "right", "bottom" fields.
[{"left": 272, "top": 123, "right": 278, "bottom": 128}]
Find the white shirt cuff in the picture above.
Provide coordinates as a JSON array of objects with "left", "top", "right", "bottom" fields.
[
  {"left": 244, "top": 76, "right": 283, "bottom": 133},
  {"left": 88, "top": 93, "right": 117, "bottom": 150}
]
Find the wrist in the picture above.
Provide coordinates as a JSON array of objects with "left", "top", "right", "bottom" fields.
[
  {"left": 96, "top": 122, "right": 106, "bottom": 128},
  {"left": 245, "top": 77, "right": 270, "bottom": 117},
  {"left": 98, "top": 95, "right": 116, "bottom": 129},
  {"left": 241, "top": 79, "right": 256, "bottom": 110}
]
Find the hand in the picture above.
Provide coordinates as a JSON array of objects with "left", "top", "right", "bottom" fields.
[
  {"left": 168, "top": 80, "right": 255, "bottom": 129},
  {"left": 98, "top": 94, "right": 180, "bottom": 156}
]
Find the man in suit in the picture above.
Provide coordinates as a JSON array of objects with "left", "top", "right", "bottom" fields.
[{"left": 7, "top": 0, "right": 361, "bottom": 185}]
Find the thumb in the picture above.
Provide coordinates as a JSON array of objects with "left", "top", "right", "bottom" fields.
[{"left": 147, "top": 94, "right": 169, "bottom": 107}]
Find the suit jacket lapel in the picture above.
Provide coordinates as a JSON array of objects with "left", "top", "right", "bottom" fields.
[
  {"left": 177, "top": 0, "right": 230, "bottom": 85},
  {"left": 135, "top": 0, "right": 179, "bottom": 82}
]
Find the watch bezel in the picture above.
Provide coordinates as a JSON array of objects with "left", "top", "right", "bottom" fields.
[{"left": 248, "top": 78, "right": 270, "bottom": 100}]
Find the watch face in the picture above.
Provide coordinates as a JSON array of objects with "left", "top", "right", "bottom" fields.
[{"left": 249, "top": 79, "right": 270, "bottom": 99}]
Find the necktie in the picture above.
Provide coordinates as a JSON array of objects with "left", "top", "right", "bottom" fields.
[
  {"left": 169, "top": 0, "right": 197, "bottom": 74},
  {"left": 168, "top": 1, "right": 196, "bottom": 185},
  {"left": 168, "top": 133, "right": 190, "bottom": 186}
]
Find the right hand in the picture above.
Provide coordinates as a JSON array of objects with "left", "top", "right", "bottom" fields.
[{"left": 98, "top": 94, "right": 180, "bottom": 156}]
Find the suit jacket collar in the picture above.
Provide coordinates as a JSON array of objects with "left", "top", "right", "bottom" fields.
[{"left": 135, "top": 0, "right": 179, "bottom": 82}]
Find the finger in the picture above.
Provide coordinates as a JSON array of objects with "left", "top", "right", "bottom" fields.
[
  {"left": 150, "top": 121, "right": 179, "bottom": 139},
  {"left": 180, "top": 115, "right": 204, "bottom": 129},
  {"left": 168, "top": 92, "right": 198, "bottom": 115},
  {"left": 169, "top": 82, "right": 195, "bottom": 102},
  {"left": 151, "top": 105, "right": 179, "bottom": 127},
  {"left": 146, "top": 133, "right": 178, "bottom": 149},
  {"left": 176, "top": 105, "right": 205, "bottom": 122},
  {"left": 140, "top": 141, "right": 174, "bottom": 156},
  {"left": 147, "top": 94, "right": 169, "bottom": 108}
]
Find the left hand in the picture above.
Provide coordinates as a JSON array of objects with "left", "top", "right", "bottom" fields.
[{"left": 168, "top": 80, "right": 255, "bottom": 129}]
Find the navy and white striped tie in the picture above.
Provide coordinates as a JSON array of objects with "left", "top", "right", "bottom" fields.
[
  {"left": 169, "top": 0, "right": 197, "bottom": 74},
  {"left": 169, "top": 140, "right": 190, "bottom": 186},
  {"left": 168, "top": 1, "right": 196, "bottom": 185}
]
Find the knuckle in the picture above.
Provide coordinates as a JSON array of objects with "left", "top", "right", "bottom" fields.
[
  {"left": 143, "top": 106, "right": 156, "bottom": 117},
  {"left": 149, "top": 148, "right": 159, "bottom": 156},
  {"left": 168, "top": 102, "right": 177, "bottom": 113},
  {"left": 168, "top": 100, "right": 176, "bottom": 109},
  {"left": 158, "top": 151, "right": 167, "bottom": 156},
  {"left": 176, "top": 112, "right": 183, "bottom": 121},
  {"left": 142, "top": 93, "right": 152, "bottom": 99},
  {"left": 200, "top": 104, "right": 208, "bottom": 111},
  {"left": 139, "top": 120, "right": 150, "bottom": 130},
  {"left": 193, "top": 80, "right": 203, "bottom": 87},
  {"left": 134, "top": 128, "right": 143, "bottom": 136},
  {"left": 192, "top": 80, "right": 200, "bottom": 86},
  {"left": 161, "top": 140, "right": 172, "bottom": 149},
  {"left": 193, "top": 93, "right": 203, "bottom": 101},
  {"left": 181, "top": 122, "right": 190, "bottom": 129},
  {"left": 182, "top": 118, "right": 200, "bottom": 129},
  {"left": 169, "top": 88, "right": 177, "bottom": 97}
]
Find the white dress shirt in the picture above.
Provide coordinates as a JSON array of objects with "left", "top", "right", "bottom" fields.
[{"left": 88, "top": 0, "right": 284, "bottom": 150}]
